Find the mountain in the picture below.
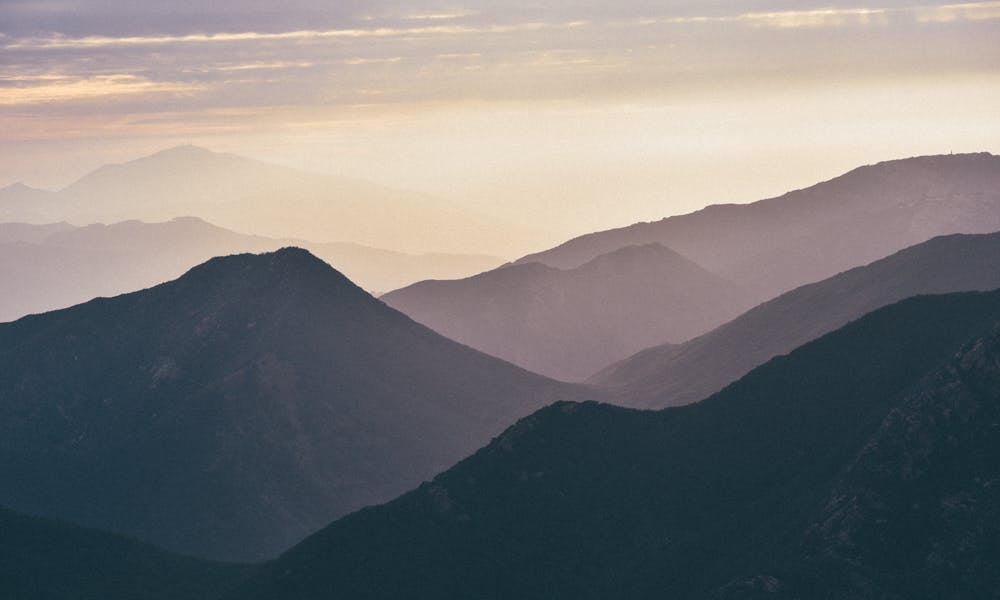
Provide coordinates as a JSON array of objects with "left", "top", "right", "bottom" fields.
[
  {"left": 719, "top": 324, "right": 1000, "bottom": 599},
  {"left": 0, "top": 182, "right": 61, "bottom": 223},
  {"left": 0, "top": 248, "right": 585, "bottom": 562},
  {"left": 0, "top": 220, "right": 73, "bottom": 244},
  {"left": 516, "top": 153, "right": 1000, "bottom": 301},
  {"left": 0, "top": 217, "right": 503, "bottom": 322},
  {"left": 0, "top": 145, "right": 552, "bottom": 256},
  {"left": 382, "top": 243, "right": 754, "bottom": 381},
  {"left": 593, "top": 232, "right": 1000, "bottom": 408},
  {"left": 0, "top": 506, "right": 250, "bottom": 600},
  {"left": 229, "top": 289, "right": 1000, "bottom": 599}
]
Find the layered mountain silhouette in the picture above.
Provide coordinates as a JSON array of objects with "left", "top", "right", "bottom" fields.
[
  {"left": 0, "top": 248, "right": 584, "bottom": 561},
  {"left": 0, "top": 217, "right": 502, "bottom": 321},
  {"left": 516, "top": 153, "right": 1000, "bottom": 301},
  {"left": 0, "top": 145, "right": 551, "bottom": 256},
  {"left": 594, "top": 232, "right": 1000, "bottom": 408},
  {"left": 0, "top": 506, "right": 250, "bottom": 600},
  {"left": 383, "top": 243, "right": 754, "bottom": 380},
  {"left": 229, "top": 289, "right": 1000, "bottom": 599}
]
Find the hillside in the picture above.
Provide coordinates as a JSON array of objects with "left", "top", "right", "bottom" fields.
[
  {"left": 0, "top": 506, "right": 250, "bottom": 600},
  {"left": 0, "top": 248, "right": 585, "bottom": 562},
  {"left": 229, "top": 289, "right": 1000, "bottom": 599},
  {"left": 516, "top": 153, "right": 1000, "bottom": 301},
  {"left": 593, "top": 232, "right": 1000, "bottom": 407},
  {"left": 383, "top": 243, "right": 753, "bottom": 381}
]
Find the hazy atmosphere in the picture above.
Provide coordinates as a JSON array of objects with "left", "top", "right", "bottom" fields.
[
  {"left": 4, "top": 2, "right": 1000, "bottom": 599},
  {"left": 3, "top": 0, "right": 999, "bottom": 244}
]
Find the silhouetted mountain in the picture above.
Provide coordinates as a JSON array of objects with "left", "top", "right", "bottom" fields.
[
  {"left": 230, "top": 289, "right": 1000, "bottom": 599},
  {"left": 0, "top": 217, "right": 502, "bottom": 321},
  {"left": 593, "top": 232, "right": 1000, "bottom": 407},
  {"left": 516, "top": 153, "right": 1000, "bottom": 301},
  {"left": 717, "top": 325, "right": 1000, "bottom": 599},
  {"left": 0, "top": 248, "right": 584, "bottom": 562},
  {"left": 383, "top": 243, "right": 753, "bottom": 380},
  {"left": 0, "top": 506, "right": 250, "bottom": 600},
  {"left": 0, "top": 145, "right": 551, "bottom": 256}
]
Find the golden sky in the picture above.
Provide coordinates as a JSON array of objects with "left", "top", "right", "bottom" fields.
[{"left": 2, "top": 0, "right": 999, "bottom": 237}]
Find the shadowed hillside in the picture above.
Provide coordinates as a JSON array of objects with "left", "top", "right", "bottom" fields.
[
  {"left": 0, "top": 248, "right": 585, "bottom": 562},
  {"left": 228, "top": 289, "right": 1000, "bottom": 599}
]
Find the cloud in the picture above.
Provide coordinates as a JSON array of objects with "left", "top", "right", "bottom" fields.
[
  {"left": 2, "top": 20, "right": 589, "bottom": 51},
  {"left": 0, "top": 74, "right": 197, "bottom": 105},
  {"left": 735, "top": 7, "right": 890, "bottom": 28},
  {"left": 913, "top": 0, "right": 1000, "bottom": 22}
]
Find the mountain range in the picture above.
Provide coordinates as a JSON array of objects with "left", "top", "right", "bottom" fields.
[
  {"left": 0, "top": 216, "right": 502, "bottom": 322},
  {"left": 230, "top": 289, "right": 1000, "bottom": 599},
  {"left": 381, "top": 153, "right": 1000, "bottom": 381},
  {"left": 383, "top": 242, "right": 754, "bottom": 380},
  {"left": 515, "top": 152, "right": 1000, "bottom": 301},
  {"left": 593, "top": 231, "right": 1000, "bottom": 407},
  {"left": 0, "top": 145, "right": 553, "bottom": 256},
  {"left": 2, "top": 151, "right": 1000, "bottom": 598},
  {"left": 0, "top": 248, "right": 585, "bottom": 561}
]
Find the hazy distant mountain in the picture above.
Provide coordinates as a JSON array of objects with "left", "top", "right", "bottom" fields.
[
  {"left": 0, "top": 220, "right": 73, "bottom": 244},
  {"left": 0, "top": 145, "right": 550, "bottom": 256},
  {"left": 0, "top": 217, "right": 502, "bottom": 322},
  {"left": 0, "top": 182, "right": 61, "bottom": 224},
  {"left": 593, "top": 232, "right": 1000, "bottom": 408},
  {"left": 0, "top": 506, "right": 249, "bottom": 600},
  {"left": 229, "top": 290, "right": 1000, "bottom": 599},
  {"left": 516, "top": 153, "right": 1000, "bottom": 301},
  {"left": 0, "top": 248, "right": 584, "bottom": 561},
  {"left": 383, "top": 243, "right": 754, "bottom": 381}
]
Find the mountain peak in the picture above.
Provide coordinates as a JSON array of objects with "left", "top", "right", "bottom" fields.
[{"left": 184, "top": 247, "right": 362, "bottom": 296}]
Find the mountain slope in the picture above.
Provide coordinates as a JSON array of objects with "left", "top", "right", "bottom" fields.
[
  {"left": 0, "top": 145, "right": 551, "bottom": 256},
  {"left": 719, "top": 323, "right": 1000, "bottom": 599},
  {"left": 0, "top": 506, "right": 250, "bottom": 600},
  {"left": 516, "top": 153, "right": 1000, "bottom": 300},
  {"left": 0, "top": 217, "right": 503, "bottom": 321},
  {"left": 0, "top": 248, "right": 585, "bottom": 562},
  {"left": 593, "top": 232, "right": 1000, "bottom": 408},
  {"left": 230, "top": 289, "right": 1000, "bottom": 599},
  {"left": 383, "top": 243, "right": 753, "bottom": 380}
]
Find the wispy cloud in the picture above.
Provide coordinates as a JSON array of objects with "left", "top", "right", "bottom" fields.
[
  {"left": 736, "top": 7, "right": 889, "bottom": 28},
  {"left": 2, "top": 21, "right": 589, "bottom": 51},
  {"left": 344, "top": 57, "right": 404, "bottom": 66},
  {"left": 914, "top": 0, "right": 1000, "bottom": 22},
  {"left": 0, "top": 74, "right": 197, "bottom": 105}
]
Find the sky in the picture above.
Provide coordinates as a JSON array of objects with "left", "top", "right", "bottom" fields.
[{"left": 2, "top": 0, "right": 999, "bottom": 238}]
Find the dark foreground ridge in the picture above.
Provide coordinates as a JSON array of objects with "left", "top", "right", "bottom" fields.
[
  {"left": 0, "top": 505, "right": 251, "bottom": 600},
  {"left": 231, "top": 289, "right": 1000, "bottom": 599}
]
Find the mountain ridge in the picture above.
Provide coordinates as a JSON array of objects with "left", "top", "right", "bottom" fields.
[
  {"left": 592, "top": 232, "right": 1000, "bottom": 408},
  {"left": 383, "top": 241, "right": 753, "bottom": 380},
  {"left": 0, "top": 247, "right": 585, "bottom": 561},
  {"left": 514, "top": 152, "right": 1000, "bottom": 300},
  {"left": 228, "top": 288, "right": 1000, "bottom": 599}
]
